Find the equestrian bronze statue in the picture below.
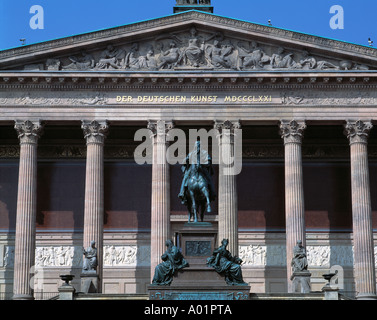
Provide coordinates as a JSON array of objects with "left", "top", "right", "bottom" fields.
[{"left": 178, "top": 141, "right": 216, "bottom": 223}]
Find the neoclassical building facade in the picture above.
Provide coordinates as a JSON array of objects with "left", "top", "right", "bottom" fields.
[{"left": 0, "top": 6, "right": 376, "bottom": 299}]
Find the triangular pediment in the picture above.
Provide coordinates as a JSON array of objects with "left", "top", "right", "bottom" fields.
[{"left": 1, "top": 10, "right": 377, "bottom": 72}]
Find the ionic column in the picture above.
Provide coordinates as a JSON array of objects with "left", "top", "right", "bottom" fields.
[
  {"left": 214, "top": 120, "right": 241, "bottom": 256},
  {"left": 279, "top": 120, "right": 307, "bottom": 292},
  {"left": 344, "top": 120, "right": 377, "bottom": 300},
  {"left": 81, "top": 120, "right": 109, "bottom": 292},
  {"left": 148, "top": 120, "right": 174, "bottom": 281},
  {"left": 12, "top": 120, "right": 44, "bottom": 300}
]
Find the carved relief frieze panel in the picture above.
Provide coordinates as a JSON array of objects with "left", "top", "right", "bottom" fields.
[
  {"left": 7, "top": 26, "right": 373, "bottom": 73},
  {"left": 239, "top": 244, "right": 359, "bottom": 268},
  {"left": 103, "top": 245, "right": 137, "bottom": 266},
  {"left": 0, "top": 243, "right": 372, "bottom": 269},
  {"left": 0, "top": 245, "right": 150, "bottom": 268}
]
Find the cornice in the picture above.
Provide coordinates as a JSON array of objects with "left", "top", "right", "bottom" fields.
[{"left": 1, "top": 71, "right": 377, "bottom": 90}]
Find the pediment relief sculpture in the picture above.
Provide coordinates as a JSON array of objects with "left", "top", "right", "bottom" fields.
[{"left": 21, "top": 28, "right": 371, "bottom": 72}]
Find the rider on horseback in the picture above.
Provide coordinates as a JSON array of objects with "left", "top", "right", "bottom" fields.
[{"left": 178, "top": 140, "right": 216, "bottom": 206}]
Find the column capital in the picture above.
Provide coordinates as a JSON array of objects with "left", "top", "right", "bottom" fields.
[
  {"left": 214, "top": 120, "right": 241, "bottom": 133},
  {"left": 147, "top": 120, "right": 175, "bottom": 141},
  {"left": 14, "top": 120, "right": 44, "bottom": 145},
  {"left": 81, "top": 120, "right": 109, "bottom": 145},
  {"left": 344, "top": 120, "right": 373, "bottom": 145},
  {"left": 280, "top": 120, "right": 306, "bottom": 144}
]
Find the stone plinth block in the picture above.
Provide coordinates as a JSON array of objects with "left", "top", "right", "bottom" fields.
[
  {"left": 322, "top": 285, "right": 339, "bottom": 300},
  {"left": 148, "top": 284, "right": 250, "bottom": 300},
  {"left": 291, "top": 271, "right": 311, "bottom": 294},
  {"left": 80, "top": 273, "right": 99, "bottom": 293},
  {"left": 58, "top": 284, "right": 76, "bottom": 300},
  {"left": 178, "top": 222, "right": 217, "bottom": 269}
]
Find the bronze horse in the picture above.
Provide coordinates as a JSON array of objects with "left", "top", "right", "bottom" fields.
[{"left": 185, "top": 163, "right": 212, "bottom": 223}]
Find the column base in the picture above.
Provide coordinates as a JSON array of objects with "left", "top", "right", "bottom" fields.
[
  {"left": 12, "top": 294, "right": 35, "bottom": 300},
  {"left": 356, "top": 293, "right": 377, "bottom": 300}
]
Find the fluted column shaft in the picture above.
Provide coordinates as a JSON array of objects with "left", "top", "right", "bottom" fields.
[
  {"left": 81, "top": 120, "right": 109, "bottom": 293},
  {"left": 13, "top": 120, "right": 44, "bottom": 300},
  {"left": 148, "top": 120, "right": 174, "bottom": 280},
  {"left": 215, "top": 120, "right": 241, "bottom": 256},
  {"left": 345, "top": 120, "right": 377, "bottom": 300},
  {"left": 280, "top": 120, "right": 307, "bottom": 293}
]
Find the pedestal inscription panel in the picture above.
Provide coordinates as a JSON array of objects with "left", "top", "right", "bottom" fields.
[{"left": 185, "top": 241, "right": 212, "bottom": 257}]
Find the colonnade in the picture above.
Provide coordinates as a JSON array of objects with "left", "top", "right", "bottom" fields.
[{"left": 9, "top": 119, "right": 377, "bottom": 300}]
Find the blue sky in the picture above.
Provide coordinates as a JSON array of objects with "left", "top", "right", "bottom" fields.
[{"left": 0, "top": 0, "right": 376, "bottom": 51}]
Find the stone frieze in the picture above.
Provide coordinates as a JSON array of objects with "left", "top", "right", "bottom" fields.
[
  {"left": 0, "top": 244, "right": 373, "bottom": 269},
  {"left": 239, "top": 244, "right": 358, "bottom": 267},
  {"left": 1, "top": 89, "right": 377, "bottom": 107},
  {"left": 1, "top": 245, "right": 149, "bottom": 268}
]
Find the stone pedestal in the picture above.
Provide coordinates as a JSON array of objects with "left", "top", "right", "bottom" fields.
[
  {"left": 291, "top": 271, "right": 311, "bottom": 294},
  {"left": 58, "top": 284, "right": 76, "bottom": 300},
  {"left": 173, "top": 5, "right": 214, "bottom": 14},
  {"left": 80, "top": 273, "right": 100, "bottom": 294},
  {"left": 178, "top": 222, "right": 217, "bottom": 267},
  {"left": 175, "top": 222, "right": 222, "bottom": 286},
  {"left": 148, "top": 222, "right": 250, "bottom": 300},
  {"left": 148, "top": 284, "right": 250, "bottom": 300},
  {"left": 322, "top": 285, "right": 339, "bottom": 300}
]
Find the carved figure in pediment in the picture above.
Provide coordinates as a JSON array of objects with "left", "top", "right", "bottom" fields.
[
  {"left": 237, "top": 41, "right": 270, "bottom": 70},
  {"left": 339, "top": 60, "right": 369, "bottom": 71},
  {"left": 158, "top": 41, "right": 181, "bottom": 69},
  {"left": 178, "top": 26, "right": 206, "bottom": 67},
  {"left": 205, "top": 40, "right": 235, "bottom": 69},
  {"left": 353, "top": 63, "right": 369, "bottom": 70},
  {"left": 297, "top": 50, "right": 339, "bottom": 70},
  {"left": 46, "top": 58, "right": 61, "bottom": 70},
  {"left": 270, "top": 47, "right": 298, "bottom": 69},
  {"left": 199, "top": 0, "right": 211, "bottom": 4},
  {"left": 125, "top": 42, "right": 149, "bottom": 69},
  {"left": 96, "top": 44, "right": 126, "bottom": 69},
  {"left": 62, "top": 51, "right": 95, "bottom": 70},
  {"left": 145, "top": 46, "right": 158, "bottom": 70}
]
